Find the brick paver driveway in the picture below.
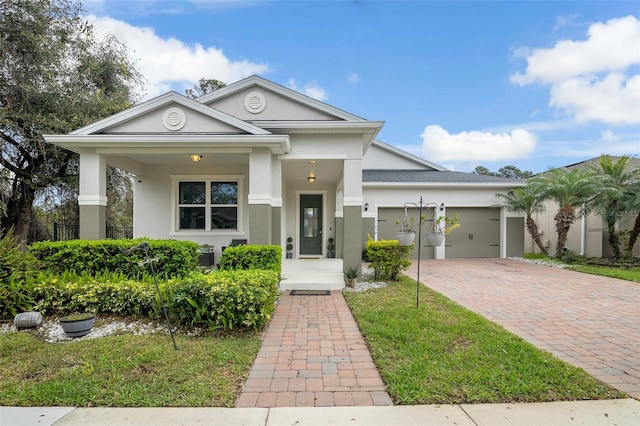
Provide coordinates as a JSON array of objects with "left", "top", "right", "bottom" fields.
[{"left": 406, "top": 259, "right": 640, "bottom": 399}]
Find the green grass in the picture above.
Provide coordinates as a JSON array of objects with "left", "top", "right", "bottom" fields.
[
  {"left": 564, "top": 264, "right": 640, "bottom": 283},
  {"left": 344, "top": 277, "right": 624, "bottom": 405},
  {"left": 0, "top": 331, "right": 260, "bottom": 407},
  {"left": 523, "top": 252, "right": 640, "bottom": 283}
]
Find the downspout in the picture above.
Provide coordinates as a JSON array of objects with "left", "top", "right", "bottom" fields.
[{"left": 580, "top": 203, "right": 586, "bottom": 256}]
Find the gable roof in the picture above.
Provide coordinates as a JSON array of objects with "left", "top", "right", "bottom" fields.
[
  {"left": 69, "top": 91, "right": 270, "bottom": 136},
  {"left": 363, "top": 169, "right": 523, "bottom": 187},
  {"left": 197, "top": 75, "right": 366, "bottom": 122},
  {"left": 370, "top": 140, "right": 449, "bottom": 171}
]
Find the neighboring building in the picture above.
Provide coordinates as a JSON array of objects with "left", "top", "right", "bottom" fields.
[
  {"left": 529, "top": 156, "right": 640, "bottom": 258},
  {"left": 45, "top": 75, "right": 525, "bottom": 268}
]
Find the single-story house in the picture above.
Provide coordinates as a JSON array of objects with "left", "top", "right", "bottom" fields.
[
  {"left": 529, "top": 156, "right": 640, "bottom": 258},
  {"left": 45, "top": 75, "right": 525, "bottom": 270}
]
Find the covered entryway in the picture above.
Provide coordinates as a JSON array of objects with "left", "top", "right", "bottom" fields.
[{"left": 445, "top": 208, "right": 500, "bottom": 258}]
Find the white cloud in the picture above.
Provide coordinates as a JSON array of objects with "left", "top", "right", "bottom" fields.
[
  {"left": 347, "top": 73, "right": 360, "bottom": 84},
  {"left": 88, "top": 15, "right": 270, "bottom": 99},
  {"left": 509, "top": 15, "right": 640, "bottom": 126},
  {"left": 510, "top": 15, "right": 640, "bottom": 85},
  {"left": 549, "top": 73, "right": 640, "bottom": 125},
  {"left": 600, "top": 130, "right": 621, "bottom": 143},
  {"left": 420, "top": 125, "right": 538, "bottom": 163},
  {"left": 287, "top": 78, "right": 328, "bottom": 101}
]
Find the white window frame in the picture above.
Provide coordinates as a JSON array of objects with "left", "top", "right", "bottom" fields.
[{"left": 170, "top": 175, "right": 244, "bottom": 235}]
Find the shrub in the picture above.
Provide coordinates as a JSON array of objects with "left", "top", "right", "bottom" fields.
[
  {"left": 6, "top": 269, "right": 279, "bottom": 330},
  {"left": 366, "top": 239, "right": 412, "bottom": 281},
  {"left": 218, "top": 245, "right": 281, "bottom": 274},
  {"left": 29, "top": 239, "right": 199, "bottom": 278},
  {"left": 30, "top": 271, "right": 157, "bottom": 317},
  {"left": 0, "top": 229, "right": 41, "bottom": 283},
  {"left": 0, "top": 230, "right": 41, "bottom": 318},
  {"left": 167, "top": 270, "right": 279, "bottom": 331}
]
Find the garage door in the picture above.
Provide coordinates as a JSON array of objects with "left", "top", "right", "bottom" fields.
[
  {"left": 377, "top": 207, "right": 435, "bottom": 259},
  {"left": 445, "top": 208, "right": 500, "bottom": 258}
]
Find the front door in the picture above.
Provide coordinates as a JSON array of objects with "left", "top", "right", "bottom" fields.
[{"left": 300, "top": 194, "right": 323, "bottom": 255}]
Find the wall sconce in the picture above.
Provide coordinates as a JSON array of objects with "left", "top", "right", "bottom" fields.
[
  {"left": 307, "top": 176, "right": 316, "bottom": 184},
  {"left": 364, "top": 202, "right": 369, "bottom": 211},
  {"left": 440, "top": 202, "right": 445, "bottom": 211},
  {"left": 190, "top": 154, "right": 203, "bottom": 162}
]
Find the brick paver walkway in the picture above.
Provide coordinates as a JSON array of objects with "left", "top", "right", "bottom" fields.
[
  {"left": 406, "top": 259, "right": 640, "bottom": 399},
  {"left": 236, "top": 290, "right": 393, "bottom": 407}
]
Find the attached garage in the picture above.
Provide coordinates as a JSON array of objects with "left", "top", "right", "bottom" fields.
[
  {"left": 377, "top": 207, "right": 436, "bottom": 259},
  {"left": 444, "top": 208, "right": 500, "bottom": 258}
]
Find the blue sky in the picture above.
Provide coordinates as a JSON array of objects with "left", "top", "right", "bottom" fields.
[{"left": 85, "top": 0, "right": 639, "bottom": 174}]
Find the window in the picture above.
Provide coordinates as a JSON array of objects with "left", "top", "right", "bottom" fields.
[{"left": 173, "top": 176, "right": 243, "bottom": 232}]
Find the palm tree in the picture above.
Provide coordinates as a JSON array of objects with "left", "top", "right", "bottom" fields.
[
  {"left": 495, "top": 186, "right": 548, "bottom": 255},
  {"left": 586, "top": 155, "right": 639, "bottom": 258},
  {"left": 529, "top": 168, "right": 596, "bottom": 257}
]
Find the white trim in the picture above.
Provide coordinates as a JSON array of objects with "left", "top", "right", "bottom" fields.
[
  {"left": 363, "top": 182, "right": 525, "bottom": 189},
  {"left": 66, "top": 92, "right": 271, "bottom": 136},
  {"left": 198, "top": 76, "right": 366, "bottom": 122},
  {"left": 45, "top": 134, "right": 291, "bottom": 155},
  {"left": 78, "top": 195, "right": 107, "bottom": 206},
  {"left": 371, "top": 140, "right": 448, "bottom": 171},
  {"left": 248, "top": 194, "right": 275, "bottom": 205},
  {"left": 278, "top": 154, "right": 347, "bottom": 161},
  {"left": 170, "top": 174, "right": 245, "bottom": 234},
  {"left": 295, "top": 190, "right": 328, "bottom": 258},
  {"left": 343, "top": 196, "right": 364, "bottom": 207}
]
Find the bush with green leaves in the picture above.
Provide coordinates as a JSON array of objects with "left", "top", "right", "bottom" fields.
[
  {"left": 0, "top": 230, "right": 41, "bottom": 318},
  {"left": 366, "top": 239, "right": 412, "bottom": 281},
  {"left": 218, "top": 245, "right": 281, "bottom": 274},
  {"left": 30, "top": 271, "right": 157, "bottom": 317},
  {"left": 166, "top": 270, "right": 279, "bottom": 330},
  {"left": 29, "top": 239, "right": 199, "bottom": 278},
  {"left": 4, "top": 268, "right": 279, "bottom": 330}
]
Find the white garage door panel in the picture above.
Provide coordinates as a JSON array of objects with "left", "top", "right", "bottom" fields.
[{"left": 445, "top": 208, "right": 500, "bottom": 258}]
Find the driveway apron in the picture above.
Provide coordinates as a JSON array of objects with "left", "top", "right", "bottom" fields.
[
  {"left": 406, "top": 259, "right": 640, "bottom": 399},
  {"left": 236, "top": 290, "right": 393, "bottom": 407}
]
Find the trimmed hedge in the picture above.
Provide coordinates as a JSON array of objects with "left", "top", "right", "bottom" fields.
[
  {"left": 29, "top": 239, "right": 200, "bottom": 278},
  {"left": 3, "top": 270, "right": 279, "bottom": 330},
  {"left": 366, "top": 239, "right": 412, "bottom": 280},
  {"left": 218, "top": 245, "right": 281, "bottom": 274},
  {"left": 167, "top": 270, "right": 279, "bottom": 330}
]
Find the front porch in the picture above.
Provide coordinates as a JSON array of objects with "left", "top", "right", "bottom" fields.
[{"left": 280, "top": 258, "right": 344, "bottom": 291}]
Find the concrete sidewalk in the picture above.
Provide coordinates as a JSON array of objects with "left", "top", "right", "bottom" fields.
[{"left": 2, "top": 399, "right": 639, "bottom": 425}]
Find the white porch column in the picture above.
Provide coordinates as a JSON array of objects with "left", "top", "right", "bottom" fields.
[
  {"left": 78, "top": 153, "right": 107, "bottom": 240},
  {"left": 248, "top": 149, "right": 275, "bottom": 244},
  {"left": 342, "top": 159, "right": 363, "bottom": 269}
]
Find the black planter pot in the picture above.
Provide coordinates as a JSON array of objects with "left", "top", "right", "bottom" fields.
[{"left": 59, "top": 314, "right": 96, "bottom": 338}]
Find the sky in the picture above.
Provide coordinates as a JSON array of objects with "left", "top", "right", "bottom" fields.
[{"left": 83, "top": 0, "right": 640, "bottom": 174}]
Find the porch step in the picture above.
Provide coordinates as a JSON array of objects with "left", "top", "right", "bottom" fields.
[{"left": 280, "top": 259, "right": 345, "bottom": 291}]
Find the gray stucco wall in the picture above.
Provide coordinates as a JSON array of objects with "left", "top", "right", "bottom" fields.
[
  {"left": 342, "top": 206, "right": 362, "bottom": 271},
  {"left": 79, "top": 205, "right": 106, "bottom": 240}
]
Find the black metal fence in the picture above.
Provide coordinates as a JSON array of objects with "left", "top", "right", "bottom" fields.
[{"left": 52, "top": 222, "right": 133, "bottom": 241}]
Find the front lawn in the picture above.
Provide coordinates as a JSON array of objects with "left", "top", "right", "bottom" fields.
[
  {"left": 344, "top": 277, "right": 624, "bottom": 405},
  {"left": 0, "top": 329, "right": 260, "bottom": 407}
]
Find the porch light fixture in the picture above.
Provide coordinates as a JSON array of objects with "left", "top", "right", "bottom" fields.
[
  {"left": 440, "top": 202, "right": 445, "bottom": 211},
  {"left": 364, "top": 202, "right": 369, "bottom": 211},
  {"left": 307, "top": 175, "right": 316, "bottom": 184},
  {"left": 190, "top": 154, "right": 203, "bottom": 162}
]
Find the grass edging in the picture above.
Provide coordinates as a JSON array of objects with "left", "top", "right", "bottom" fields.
[{"left": 344, "top": 276, "right": 624, "bottom": 405}]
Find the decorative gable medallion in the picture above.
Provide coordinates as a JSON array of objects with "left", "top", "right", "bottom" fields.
[
  {"left": 162, "top": 107, "right": 187, "bottom": 131},
  {"left": 244, "top": 91, "right": 266, "bottom": 114}
]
